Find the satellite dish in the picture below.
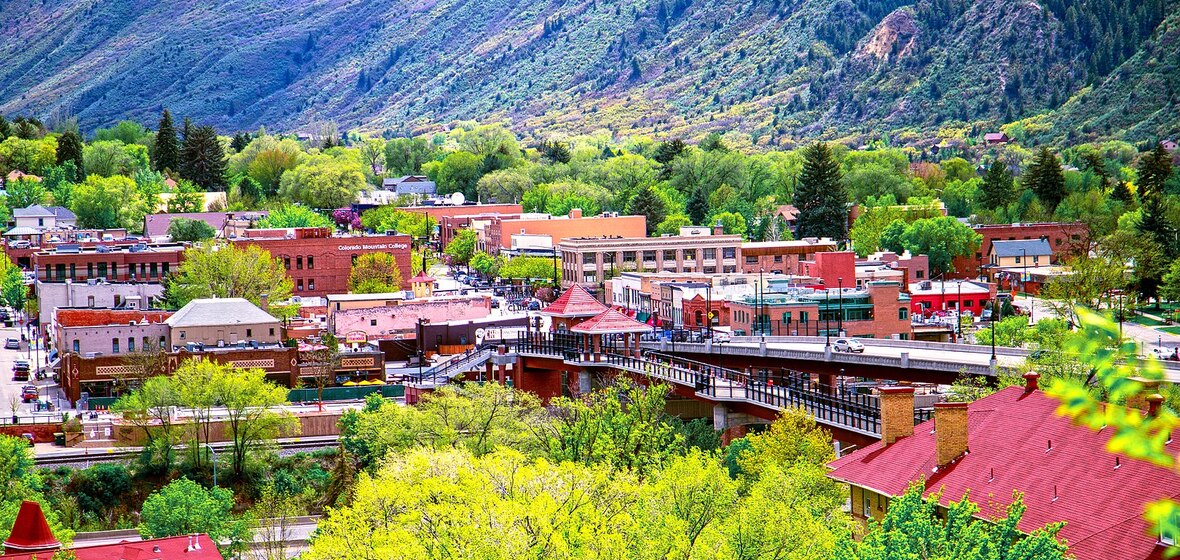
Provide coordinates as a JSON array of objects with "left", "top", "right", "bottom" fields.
[{"left": 450, "top": 192, "right": 466, "bottom": 205}]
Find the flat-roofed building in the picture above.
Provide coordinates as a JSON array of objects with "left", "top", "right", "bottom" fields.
[
  {"left": 740, "top": 238, "right": 838, "bottom": 274},
  {"left": 559, "top": 231, "right": 742, "bottom": 290},
  {"left": 486, "top": 209, "right": 647, "bottom": 256}
]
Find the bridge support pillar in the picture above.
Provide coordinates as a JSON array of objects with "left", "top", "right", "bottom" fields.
[
  {"left": 900, "top": 352, "right": 909, "bottom": 368},
  {"left": 484, "top": 361, "right": 493, "bottom": 382},
  {"left": 817, "top": 373, "right": 836, "bottom": 394},
  {"left": 578, "top": 370, "right": 592, "bottom": 396}
]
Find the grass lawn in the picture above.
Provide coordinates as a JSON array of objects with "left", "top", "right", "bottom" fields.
[
  {"left": 1130, "top": 314, "right": 1167, "bottom": 327},
  {"left": 1160, "top": 326, "right": 1180, "bottom": 335}
]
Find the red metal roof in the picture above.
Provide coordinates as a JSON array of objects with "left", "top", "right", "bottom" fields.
[
  {"left": 827, "top": 386, "right": 1180, "bottom": 560},
  {"left": 571, "top": 308, "right": 651, "bottom": 334},
  {"left": 542, "top": 284, "right": 607, "bottom": 317},
  {"left": 55, "top": 309, "right": 172, "bottom": 328},
  {"left": 3, "top": 501, "right": 60, "bottom": 552},
  {"left": 4, "top": 535, "right": 222, "bottom": 560},
  {"left": 409, "top": 271, "right": 435, "bottom": 283}
]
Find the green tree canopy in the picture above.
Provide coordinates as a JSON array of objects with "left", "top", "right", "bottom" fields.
[
  {"left": 71, "top": 175, "right": 141, "bottom": 229},
  {"left": 626, "top": 184, "right": 666, "bottom": 236},
  {"left": 1025, "top": 147, "right": 1066, "bottom": 212},
  {"left": 180, "top": 125, "right": 228, "bottom": 190},
  {"left": 349, "top": 253, "right": 405, "bottom": 294},
  {"left": 897, "top": 216, "right": 982, "bottom": 275},
  {"left": 55, "top": 129, "right": 85, "bottom": 180},
  {"left": 278, "top": 156, "right": 365, "bottom": 209},
  {"left": 167, "top": 217, "right": 217, "bottom": 242},
  {"left": 139, "top": 477, "right": 253, "bottom": 556},
  {"left": 255, "top": 204, "right": 333, "bottom": 229},
  {"left": 444, "top": 229, "right": 477, "bottom": 266},
  {"left": 164, "top": 243, "right": 292, "bottom": 311},
  {"left": 153, "top": 109, "right": 180, "bottom": 173}
]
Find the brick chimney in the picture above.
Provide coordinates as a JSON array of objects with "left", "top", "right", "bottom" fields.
[
  {"left": 259, "top": 293, "right": 269, "bottom": 311},
  {"left": 1126, "top": 377, "right": 1160, "bottom": 411},
  {"left": 934, "top": 402, "right": 969, "bottom": 466},
  {"left": 879, "top": 386, "right": 915, "bottom": 445},
  {"left": 713, "top": 219, "right": 725, "bottom": 236},
  {"left": 1023, "top": 371, "right": 1040, "bottom": 393},
  {"left": 1148, "top": 393, "right": 1165, "bottom": 418},
  {"left": 568, "top": 208, "right": 583, "bottom": 219}
]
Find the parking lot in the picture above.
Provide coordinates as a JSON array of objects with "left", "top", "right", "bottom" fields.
[{"left": 0, "top": 321, "right": 63, "bottom": 420}]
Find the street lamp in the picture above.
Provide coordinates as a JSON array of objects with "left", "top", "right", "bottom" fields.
[
  {"left": 417, "top": 318, "right": 431, "bottom": 381},
  {"left": 706, "top": 282, "right": 712, "bottom": 339},
  {"left": 551, "top": 247, "right": 559, "bottom": 294},
  {"left": 205, "top": 443, "right": 218, "bottom": 487},
  {"left": 825, "top": 288, "right": 832, "bottom": 348},
  {"left": 758, "top": 268, "right": 765, "bottom": 337},
  {"left": 956, "top": 281, "right": 963, "bottom": 342},
  {"left": 837, "top": 277, "right": 844, "bottom": 337},
  {"left": 990, "top": 297, "right": 997, "bottom": 361}
]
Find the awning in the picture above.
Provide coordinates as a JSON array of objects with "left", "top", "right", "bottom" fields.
[{"left": 636, "top": 312, "right": 650, "bottom": 323}]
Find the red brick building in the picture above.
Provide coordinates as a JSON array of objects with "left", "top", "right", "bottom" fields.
[
  {"left": 951, "top": 222, "right": 1088, "bottom": 279},
  {"left": 727, "top": 281, "right": 912, "bottom": 339},
  {"left": 740, "top": 238, "right": 838, "bottom": 274},
  {"left": 794, "top": 251, "right": 858, "bottom": 288},
  {"left": 32, "top": 244, "right": 186, "bottom": 283},
  {"left": 232, "top": 228, "right": 412, "bottom": 297}
]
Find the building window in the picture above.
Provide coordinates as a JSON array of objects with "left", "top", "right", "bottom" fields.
[
  {"left": 899, "top": 308, "right": 908, "bottom": 320},
  {"left": 162, "top": 262, "right": 169, "bottom": 276},
  {"left": 56, "top": 263, "right": 66, "bottom": 280},
  {"left": 307, "top": 256, "right": 314, "bottom": 269},
  {"left": 583, "top": 253, "right": 597, "bottom": 265},
  {"left": 143, "top": 337, "right": 150, "bottom": 350},
  {"left": 308, "top": 279, "right": 315, "bottom": 291},
  {"left": 622, "top": 251, "right": 636, "bottom": 263},
  {"left": 150, "top": 262, "right": 158, "bottom": 277},
  {"left": 964, "top": 300, "right": 973, "bottom": 308},
  {"left": 722, "top": 247, "right": 736, "bottom": 259},
  {"left": 180, "top": 331, "right": 186, "bottom": 340},
  {"left": 745, "top": 256, "right": 758, "bottom": 264},
  {"left": 916, "top": 270, "right": 924, "bottom": 279},
  {"left": 112, "top": 338, "right": 120, "bottom": 354},
  {"left": 862, "top": 490, "right": 872, "bottom": 516},
  {"left": 1014, "top": 256, "right": 1021, "bottom": 264},
  {"left": 800, "top": 311, "right": 809, "bottom": 323},
  {"left": 128, "top": 337, "right": 135, "bottom": 352},
  {"left": 370, "top": 319, "right": 377, "bottom": 326},
  {"left": 87, "top": 263, "right": 94, "bottom": 278},
  {"left": 296, "top": 256, "right": 303, "bottom": 270},
  {"left": 69, "top": 263, "right": 76, "bottom": 280},
  {"left": 72, "top": 340, "right": 79, "bottom": 353},
  {"left": 663, "top": 249, "right": 676, "bottom": 261},
  {"left": 703, "top": 248, "right": 716, "bottom": 260},
  {"left": 269, "top": 328, "right": 275, "bottom": 337},
  {"left": 284, "top": 257, "right": 291, "bottom": 269},
  {"left": 774, "top": 255, "right": 783, "bottom": 263},
  {"left": 1032, "top": 256, "right": 1040, "bottom": 264},
  {"left": 683, "top": 249, "right": 696, "bottom": 260},
  {"left": 246, "top": 329, "right": 252, "bottom": 338},
  {"left": 297, "top": 279, "right": 304, "bottom": 292}
]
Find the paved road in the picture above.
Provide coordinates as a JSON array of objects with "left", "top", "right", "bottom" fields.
[{"left": 0, "top": 321, "right": 62, "bottom": 419}]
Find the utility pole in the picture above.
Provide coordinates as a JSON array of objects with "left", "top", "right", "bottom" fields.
[{"left": 837, "top": 276, "right": 844, "bottom": 336}]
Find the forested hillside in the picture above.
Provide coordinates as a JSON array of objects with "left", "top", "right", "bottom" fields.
[{"left": 0, "top": 0, "right": 1173, "bottom": 145}]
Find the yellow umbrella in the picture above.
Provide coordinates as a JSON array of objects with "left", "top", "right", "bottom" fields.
[{"left": 342, "top": 381, "right": 358, "bottom": 387}]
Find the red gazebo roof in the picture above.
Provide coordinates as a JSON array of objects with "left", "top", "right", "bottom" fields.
[
  {"left": 3, "top": 501, "right": 61, "bottom": 552},
  {"left": 542, "top": 284, "right": 607, "bottom": 317},
  {"left": 409, "top": 272, "right": 435, "bottom": 284},
  {"left": 571, "top": 308, "right": 652, "bottom": 334}
]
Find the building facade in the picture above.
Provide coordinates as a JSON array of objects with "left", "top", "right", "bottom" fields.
[
  {"left": 35, "top": 281, "right": 165, "bottom": 336},
  {"left": 727, "top": 281, "right": 912, "bottom": 339},
  {"left": 951, "top": 222, "right": 1087, "bottom": 279},
  {"left": 52, "top": 309, "right": 172, "bottom": 357},
  {"left": 907, "top": 280, "right": 997, "bottom": 317},
  {"left": 164, "top": 298, "right": 283, "bottom": 349},
  {"left": 32, "top": 244, "right": 185, "bottom": 284},
  {"left": 232, "top": 227, "right": 412, "bottom": 297},
  {"left": 330, "top": 295, "right": 492, "bottom": 342},
  {"left": 740, "top": 238, "right": 838, "bottom": 274},
  {"left": 485, "top": 209, "right": 648, "bottom": 256},
  {"left": 559, "top": 233, "right": 743, "bottom": 288}
]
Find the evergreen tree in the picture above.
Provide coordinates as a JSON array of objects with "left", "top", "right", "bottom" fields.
[
  {"left": 539, "top": 140, "right": 571, "bottom": 164},
  {"left": 181, "top": 117, "right": 192, "bottom": 145},
  {"left": 700, "top": 132, "right": 728, "bottom": 152},
  {"left": 229, "top": 132, "right": 250, "bottom": 153},
  {"left": 686, "top": 185, "right": 709, "bottom": 226},
  {"left": 1024, "top": 147, "right": 1066, "bottom": 212},
  {"left": 626, "top": 184, "right": 667, "bottom": 236},
  {"left": 1111, "top": 180, "right": 1135, "bottom": 204},
  {"left": 55, "top": 130, "right": 85, "bottom": 181},
  {"left": 978, "top": 160, "right": 1016, "bottom": 209},
  {"left": 154, "top": 110, "right": 180, "bottom": 174},
  {"left": 180, "top": 125, "right": 228, "bottom": 190},
  {"left": 1137, "top": 143, "right": 1174, "bottom": 197},
  {"left": 1139, "top": 192, "right": 1177, "bottom": 258},
  {"left": 795, "top": 142, "right": 847, "bottom": 240},
  {"left": 652, "top": 139, "right": 686, "bottom": 179},
  {"left": 0, "top": 115, "right": 9, "bottom": 140}
]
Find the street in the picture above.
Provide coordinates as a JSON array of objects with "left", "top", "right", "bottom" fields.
[{"left": 0, "top": 320, "right": 62, "bottom": 421}]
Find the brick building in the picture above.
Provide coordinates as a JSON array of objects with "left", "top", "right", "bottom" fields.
[
  {"left": 329, "top": 295, "right": 492, "bottom": 342},
  {"left": 559, "top": 231, "right": 743, "bottom": 289},
  {"left": 740, "top": 238, "right": 838, "bottom": 274},
  {"left": 485, "top": 209, "right": 647, "bottom": 256},
  {"left": 907, "top": 280, "right": 997, "bottom": 317},
  {"left": 53, "top": 308, "right": 172, "bottom": 356},
  {"left": 794, "top": 251, "right": 857, "bottom": 288},
  {"left": 232, "top": 227, "right": 412, "bottom": 297},
  {"left": 727, "top": 281, "right": 912, "bottom": 339},
  {"left": 439, "top": 211, "right": 520, "bottom": 247},
  {"left": 32, "top": 244, "right": 186, "bottom": 284},
  {"left": 951, "top": 222, "right": 1088, "bottom": 279},
  {"left": 36, "top": 281, "right": 164, "bottom": 338}
]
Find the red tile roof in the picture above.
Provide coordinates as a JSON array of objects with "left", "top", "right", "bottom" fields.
[
  {"left": 571, "top": 308, "right": 652, "bottom": 334},
  {"left": 827, "top": 386, "right": 1180, "bottom": 560},
  {"left": 409, "top": 272, "right": 435, "bottom": 283},
  {"left": 3, "top": 501, "right": 60, "bottom": 553},
  {"left": 4, "top": 535, "right": 222, "bottom": 560},
  {"left": 55, "top": 309, "right": 172, "bottom": 328},
  {"left": 542, "top": 284, "right": 607, "bottom": 317}
]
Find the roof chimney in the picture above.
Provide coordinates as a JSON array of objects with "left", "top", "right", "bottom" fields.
[
  {"left": 1023, "top": 371, "right": 1040, "bottom": 393},
  {"left": 259, "top": 293, "right": 269, "bottom": 311},
  {"left": 1148, "top": 393, "right": 1165, "bottom": 418},
  {"left": 568, "top": 208, "right": 582, "bottom": 219},
  {"left": 879, "top": 386, "right": 915, "bottom": 445},
  {"left": 934, "top": 402, "right": 970, "bottom": 467},
  {"left": 1126, "top": 377, "right": 1160, "bottom": 411},
  {"left": 713, "top": 219, "right": 725, "bottom": 236}
]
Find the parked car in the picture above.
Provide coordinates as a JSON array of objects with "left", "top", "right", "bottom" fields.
[
  {"left": 834, "top": 338, "right": 865, "bottom": 353},
  {"left": 1149, "top": 347, "right": 1178, "bottom": 361},
  {"left": 4, "top": 337, "right": 20, "bottom": 350},
  {"left": 21, "top": 385, "right": 37, "bottom": 402},
  {"left": 526, "top": 299, "right": 541, "bottom": 311},
  {"left": 7, "top": 239, "right": 30, "bottom": 249},
  {"left": 710, "top": 331, "right": 732, "bottom": 343}
]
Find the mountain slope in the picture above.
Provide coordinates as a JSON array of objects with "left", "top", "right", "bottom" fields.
[{"left": 0, "top": 0, "right": 1173, "bottom": 145}]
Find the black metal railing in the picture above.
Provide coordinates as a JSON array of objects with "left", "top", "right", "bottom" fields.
[{"left": 407, "top": 344, "right": 494, "bottom": 385}]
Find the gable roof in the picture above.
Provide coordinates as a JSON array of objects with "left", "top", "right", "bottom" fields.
[
  {"left": 990, "top": 238, "right": 1052, "bottom": 258},
  {"left": 570, "top": 308, "right": 651, "bottom": 334},
  {"left": 12, "top": 205, "right": 55, "bottom": 218},
  {"left": 382, "top": 175, "right": 436, "bottom": 195},
  {"left": 827, "top": 386, "right": 1180, "bottom": 560},
  {"left": 165, "top": 298, "right": 278, "bottom": 328},
  {"left": 541, "top": 284, "right": 608, "bottom": 317}
]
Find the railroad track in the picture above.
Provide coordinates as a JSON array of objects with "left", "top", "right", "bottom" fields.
[{"left": 34, "top": 436, "right": 340, "bottom": 466}]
